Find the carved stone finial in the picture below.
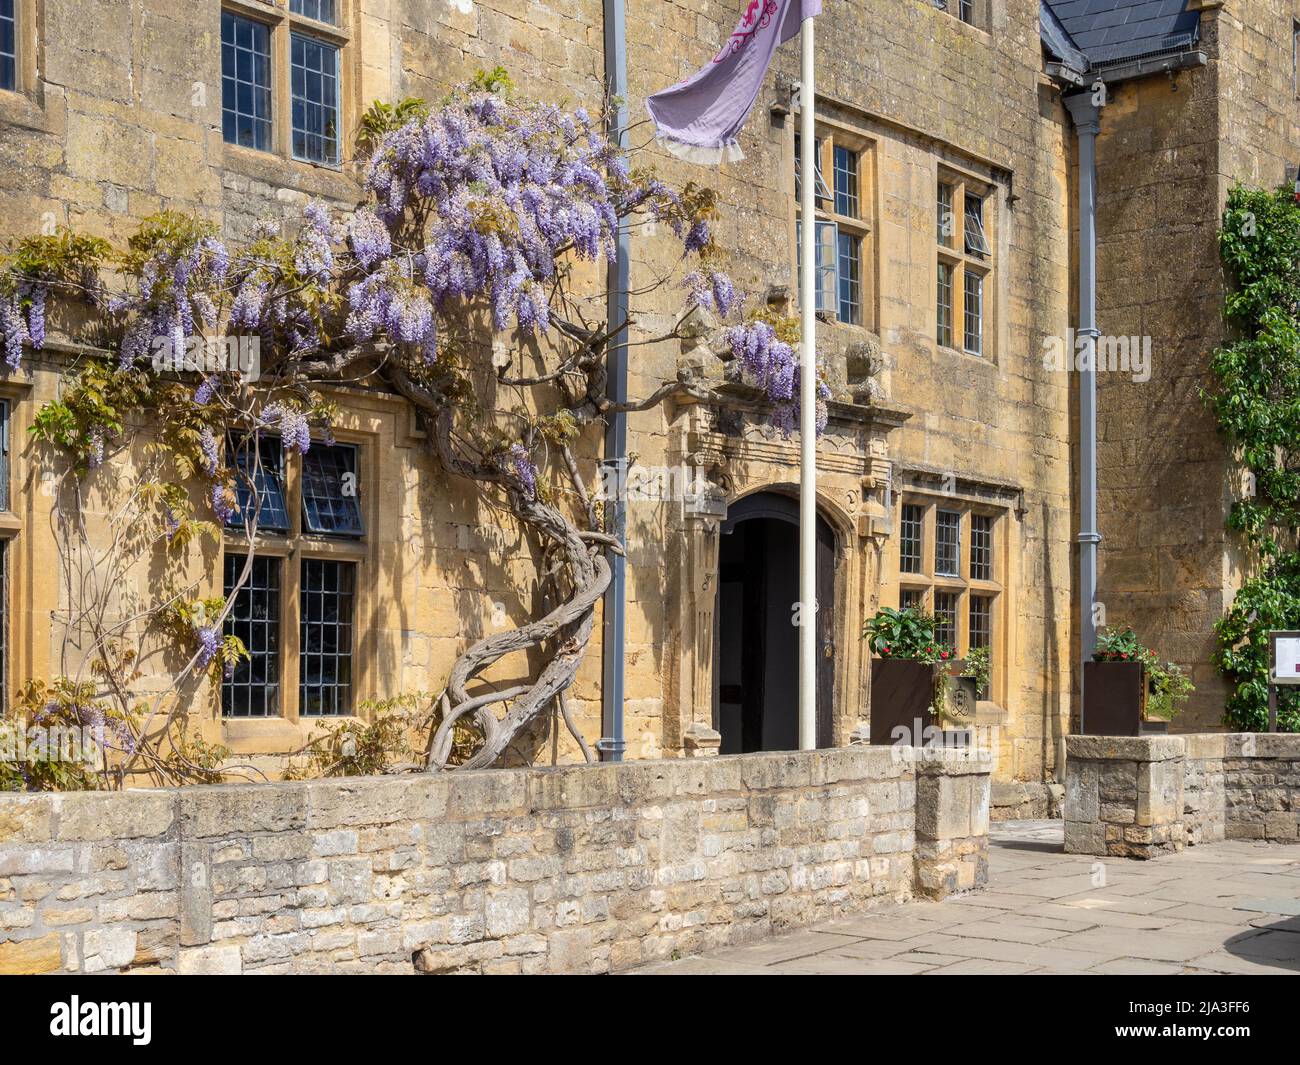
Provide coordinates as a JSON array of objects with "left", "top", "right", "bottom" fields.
[
  {"left": 845, "top": 336, "right": 883, "bottom": 381},
  {"left": 846, "top": 335, "right": 886, "bottom": 405}
]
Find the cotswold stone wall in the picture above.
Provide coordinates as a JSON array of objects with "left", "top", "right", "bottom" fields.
[
  {"left": 1063, "top": 734, "right": 1300, "bottom": 859},
  {"left": 1063, "top": 736, "right": 1186, "bottom": 859},
  {"left": 1182, "top": 734, "right": 1227, "bottom": 847},
  {"left": 0, "top": 746, "right": 990, "bottom": 974},
  {"left": 1215, "top": 734, "right": 1300, "bottom": 843}
]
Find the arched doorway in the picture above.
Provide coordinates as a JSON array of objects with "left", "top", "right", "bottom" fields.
[{"left": 714, "top": 491, "right": 836, "bottom": 753}]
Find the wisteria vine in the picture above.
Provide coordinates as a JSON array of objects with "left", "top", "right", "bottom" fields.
[{"left": 1, "top": 70, "right": 833, "bottom": 782}]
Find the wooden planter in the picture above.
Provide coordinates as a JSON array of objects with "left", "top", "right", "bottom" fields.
[
  {"left": 869, "top": 658, "right": 936, "bottom": 745},
  {"left": 1082, "top": 660, "right": 1147, "bottom": 736}
]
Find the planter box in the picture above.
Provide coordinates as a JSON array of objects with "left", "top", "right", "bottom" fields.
[
  {"left": 870, "top": 658, "right": 936, "bottom": 745},
  {"left": 1082, "top": 660, "right": 1147, "bottom": 736}
]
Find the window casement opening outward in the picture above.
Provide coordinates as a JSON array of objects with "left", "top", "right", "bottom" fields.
[
  {"left": 221, "top": 1, "right": 346, "bottom": 167},
  {"left": 794, "top": 129, "right": 870, "bottom": 328},
  {"left": 895, "top": 496, "right": 1003, "bottom": 699},
  {"left": 936, "top": 171, "right": 993, "bottom": 358},
  {"left": 221, "top": 436, "right": 365, "bottom": 720}
]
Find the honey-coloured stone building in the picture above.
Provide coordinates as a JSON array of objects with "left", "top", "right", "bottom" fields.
[{"left": 0, "top": 0, "right": 1288, "bottom": 816}]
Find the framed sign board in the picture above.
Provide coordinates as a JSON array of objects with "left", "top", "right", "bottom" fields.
[
  {"left": 1269, "top": 631, "right": 1300, "bottom": 686},
  {"left": 1266, "top": 631, "right": 1300, "bottom": 732}
]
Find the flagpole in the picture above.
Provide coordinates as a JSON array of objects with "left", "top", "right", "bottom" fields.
[{"left": 798, "top": 17, "right": 817, "bottom": 752}]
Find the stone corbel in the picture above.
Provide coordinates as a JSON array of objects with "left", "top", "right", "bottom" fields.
[
  {"left": 683, "top": 722, "right": 722, "bottom": 757},
  {"left": 858, "top": 456, "right": 896, "bottom": 544}
]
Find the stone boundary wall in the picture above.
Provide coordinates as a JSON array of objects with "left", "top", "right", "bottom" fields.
[
  {"left": 1063, "top": 734, "right": 1300, "bottom": 859},
  {"left": 0, "top": 746, "right": 991, "bottom": 974}
]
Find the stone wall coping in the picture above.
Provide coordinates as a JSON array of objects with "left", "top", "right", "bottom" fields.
[
  {"left": 1065, "top": 734, "right": 1185, "bottom": 761},
  {"left": 0, "top": 745, "right": 920, "bottom": 836},
  {"left": 907, "top": 747, "right": 996, "bottom": 776},
  {"left": 1181, "top": 734, "right": 1229, "bottom": 760},
  {"left": 1225, "top": 733, "right": 1300, "bottom": 758},
  {"left": 1130, "top": 733, "right": 1300, "bottom": 761}
]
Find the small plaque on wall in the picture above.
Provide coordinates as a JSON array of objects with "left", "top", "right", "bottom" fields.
[{"left": 1270, "top": 631, "right": 1300, "bottom": 686}]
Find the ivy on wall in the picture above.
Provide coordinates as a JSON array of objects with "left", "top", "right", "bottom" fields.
[{"left": 1208, "top": 184, "right": 1300, "bottom": 731}]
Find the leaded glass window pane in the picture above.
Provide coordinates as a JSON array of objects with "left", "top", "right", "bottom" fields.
[
  {"left": 291, "top": 33, "right": 339, "bottom": 165},
  {"left": 300, "top": 559, "right": 355, "bottom": 716},
  {"left": 935, "top": 510, "right": 961, "bottom": 577},
  {"left": 222, "top": 553, "right": 282, "bottom": 718},
  {"left": 221, "top": 12, "right": 272, "bottom": 151}
]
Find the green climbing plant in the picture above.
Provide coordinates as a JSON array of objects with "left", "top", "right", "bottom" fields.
[{"left": 1207, "top": 183, "right": 1300, "bottom": 731}]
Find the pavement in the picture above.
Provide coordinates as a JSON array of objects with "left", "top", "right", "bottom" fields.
[{"left": 630, "top": 820, "right": 1300, "bottom": 975}]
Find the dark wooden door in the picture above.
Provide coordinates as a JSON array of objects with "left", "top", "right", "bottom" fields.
[
  {"left": 716, "top": 492, "right": 838, "bottom": 752},
  {"left": 816, "top": 518, "right": 836, "bottom": 747}
]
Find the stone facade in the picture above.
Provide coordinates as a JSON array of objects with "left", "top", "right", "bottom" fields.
[
  {"left": 1087, "top": 1, "right": 1300, "bottom": 730},
  {"left": 0, "top": 1, "right": 1296, "bottom": 794},
  {"left": 0, "top": 0, "right": 1079, "bottom": 796},
  {"left": 0, "top": 745, "right": 990, "bottom": 974},
  {"left": 1063, "top": 733, "right": 1300, "bottom": 859}
]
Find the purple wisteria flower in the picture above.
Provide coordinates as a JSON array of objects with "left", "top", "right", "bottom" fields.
[
  {"left": 195, "top": 625, "right": 219, "bottom": 670},
  {"left": 210, "top": 483, "right": 236, "bottom": 523},
  {"left": 295, "top": 200, "right": 336, "bottom": 281},
  {"left": 725, "top": 320, "right": 830, "bottom": 439},
  {"left": 22, "top": 282, "right": 46, "bottom": 348},
  {"left": 199, "top": 427, "right": 220, "bottom": 476},
  {"left": 359, "top": 90, "right": 653, "bottom": 342},
  {"left": 508, "top": 443, "right": 537, "bottom": 500},
  {"left": 683, "top": 270, "right": 740, "bottom": 319},
  {"left": 349, "top": 207, "right": 391, "bottom": 270},
  {"left": 0, "top": 293, "right": 28, "bottom": 370},
  {"left": 263, "top": 402, "right": 311, "bottom": 455},
  {"left": 230, "top": 275, "right": 269, "bottom": 330}
]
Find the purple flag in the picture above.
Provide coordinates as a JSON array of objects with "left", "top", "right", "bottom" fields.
[{"left": 647, "top": 0, "right": 820, "bottom": 164}]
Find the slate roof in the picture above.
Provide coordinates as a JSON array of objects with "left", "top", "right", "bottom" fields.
[{"left": 1042, "top": 0, "right": 1200, "bottom": 71}]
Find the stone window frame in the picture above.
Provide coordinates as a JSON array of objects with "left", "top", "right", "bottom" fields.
[
  {"left": 936, "top": 166, "right": 996, "bottom": 361},
  {"left": 931, "top": 0, "right": 991, "bottom": 32},
  {"left": 220, "top": 0, "right": 354, "bottom": 171},
  {"left": 0, "top": 380, "right": 29, "bottom": 717},
  {"left": 0, "top": 0, "right": 38, "bottom": 99},
  {"left": 893, "top": 493, "right": 1004, "bottom": 695},
  {"left": 0, "top": 0, "right": 16, "bottom": 93},
  {"left": 221, "top": 430, "right": 371, "bottom": 734},
  {"left": 792, "top": 116, "right": 876, "bottom": 331},
  {"left": 0, "top": 398, "right": 9, "bottom": 714},
  {"left": 1294, "top": 19, "right": 1300, "bottom": 97}
]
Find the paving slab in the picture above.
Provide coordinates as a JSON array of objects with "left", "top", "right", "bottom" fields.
[{"left": 629, "top": 820, "right": 1300, "bottom": 976}]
